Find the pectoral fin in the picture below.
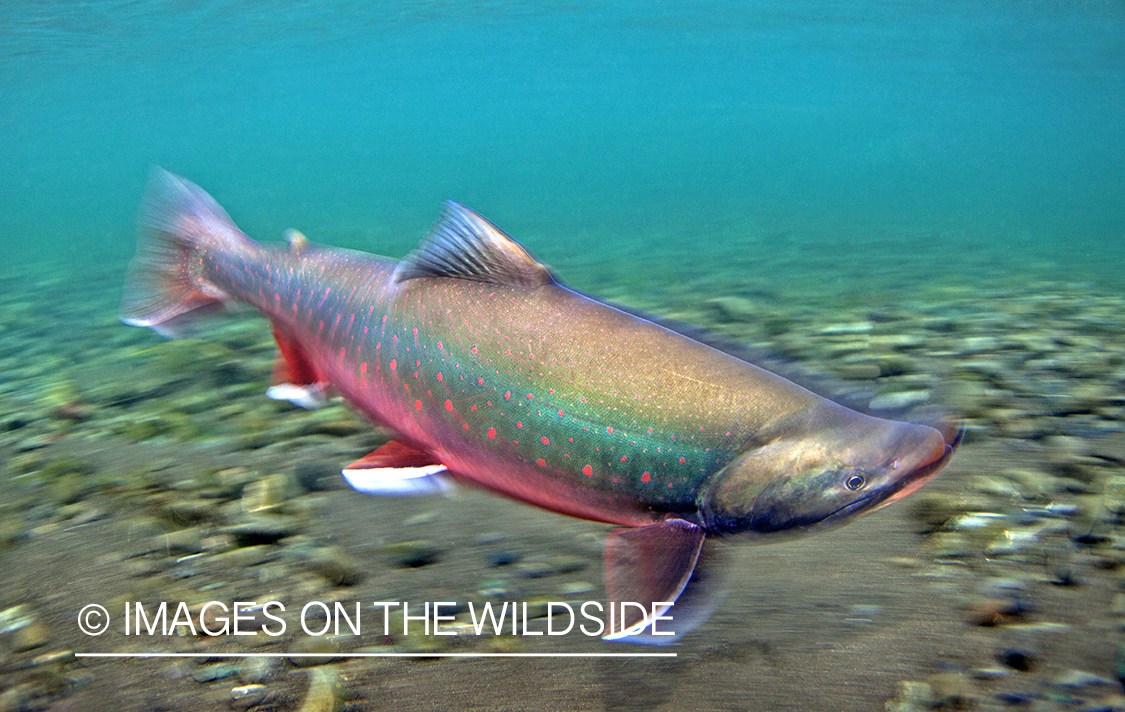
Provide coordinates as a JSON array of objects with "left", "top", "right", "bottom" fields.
[
  {"left": 603, "top": 519, "right": 710, "bottom": 642},
  {"left": 341, "top": 441, "right": 453, "bottom": 496}
]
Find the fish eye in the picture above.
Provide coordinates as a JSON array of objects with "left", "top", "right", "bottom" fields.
[{"left": 845, "top": 473, "right": 867, "bottom": 491}]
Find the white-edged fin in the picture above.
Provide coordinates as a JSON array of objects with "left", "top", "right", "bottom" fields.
[
  {"left": 602, "top": 519, "right": 707, "bottom": 643},
  {"left": 266, "top": 383, "right": 327, "bottom": 410},
  {"left": 342, "top": 463, "right": 453, "bottom": 496},
  {"left": 340, "top": 440, "right": 453, "bottom": 496},
  {"left": 394, "top": 201, "right": 555, "bottom": 287}
]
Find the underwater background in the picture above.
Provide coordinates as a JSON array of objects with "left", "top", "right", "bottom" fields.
[{"left": 2, "top": 1, "right": 1125, "bottom": 710}]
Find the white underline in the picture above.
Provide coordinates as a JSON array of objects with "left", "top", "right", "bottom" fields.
[{"left": 75, "top": 652, "right": 676, "bottom": 658}]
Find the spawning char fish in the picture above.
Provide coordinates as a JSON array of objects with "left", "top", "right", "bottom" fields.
[{"left": 120, "top": 169, "right": 961, "bottom": 641}]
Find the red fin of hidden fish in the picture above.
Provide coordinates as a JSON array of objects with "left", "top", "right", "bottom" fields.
[
  {"left": 603, "top": 519, "right": 706, "bottom": 641},
  {"left": 265, "top": 324, "right": 330, "bottom": 409},
  {"left": 341, "top": 441, "right": 452, "bottom": 496}
]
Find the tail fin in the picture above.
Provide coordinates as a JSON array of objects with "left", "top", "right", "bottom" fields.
[{"left": 119, "top": 168, "right": 253, "bottom": 337}]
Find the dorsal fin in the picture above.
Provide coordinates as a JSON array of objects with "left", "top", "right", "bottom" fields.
[{"left": 394, "top": 201, "right": 555, "bottom": 287}]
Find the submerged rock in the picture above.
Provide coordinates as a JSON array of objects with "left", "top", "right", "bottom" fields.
[
  {"left": 230, "top": 684, "right": 269, "bottom": 710},
  {"left": 383, "top": 540, "right": 442, "bottom": 568}
]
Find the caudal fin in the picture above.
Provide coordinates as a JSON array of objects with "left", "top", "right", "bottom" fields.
[{"left": 119, "top": 168, "right": 252, "bottom": 337}]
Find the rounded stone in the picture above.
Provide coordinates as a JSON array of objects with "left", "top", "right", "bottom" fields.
[
  {"left": 231, "top": 684, "right": 268, "bottom": 709},
  {"left": 382, "top": 540, "right": 441, "bottom": 568}
]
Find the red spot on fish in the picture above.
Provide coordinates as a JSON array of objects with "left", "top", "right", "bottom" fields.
[
  {"left": 516, "top": 421, "right": 523, "bottom": 428},
  {"left": 414, "top": 400, "right": 422, "bottom": 410},
  {"left": 620, "top": 456, "right": 628, "bottom": 462},
  {"left": 557, "top": 410, "right": 564, "bottom": 417},
  {"left": 436, "top": 372, "right": 443, "bottom": 382},
  {"left": 580, "top": 465, "right": 593, "bottom": 478},
  {"left": 668, "top": 482, "right": 674, "bottom": 488},
  {"left": 412, "top": 327, "right": 418, "bottom": 335},
  {"left": 642, "top": 472, "right": 651, "bottom": 483},
  {"left": 568, "top": 437, "right": 574, "bottom": 442},
  {"left": 647, "top": 426, "right": 653, "bottom": 434},
  {"left": 360, "top": 362, "right": 367, "bottom": 374},
  {"left": 679, "top": 457, "right": 686, "bottom": 464},
  {"left": 477, "top": 377, "right": 484, "bottom": 385},
  {"left": 487, "top": 427, "right": 496, "bottom": 439},
  {"left": 606, "top": 426, "right": 614, "bottom": 434},
  {"left": 470, "top": 405, "right": 477, "bottom": 411},
  {"left": 340, "top": 347, "right": 346, "bottom": 359},
  {"left": 389, "top": 359, "right": 397, "bottom": 370},
  {"left": 700, "top": 425, "right": 705, "bottom": 431},
  {"left": 471, "top": 346, "right": 478, "bottom": 354},
  {"left": 526, "top": 393, "right": 533, "bottom": 400},
  {"left": 463, "top": 423, "right": 469, "bottom": 430},
  {"left": 392, "top": 334, "right": 398, "bottom": 342},
  {"left": 580, "top": 396, "right": 587, "bottom": 403},
  {"left": 445, "top": 400, "right": 453, "bottom": 411},
  {"left": 504, "top": 391, "right": 511, "bottom": 400},
  {"left": 536, "top": 458, "right": 546, "bottom": 467},
  {"left": 504, "top": 349, "right": 511, "bottom": 356},
  {"left": 541, "top": 437, "right": 549, "bottom": 445}
]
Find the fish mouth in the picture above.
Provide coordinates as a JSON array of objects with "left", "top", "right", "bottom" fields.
[{"left": 865, "top": 424, "right": 962, "bottom": 515}]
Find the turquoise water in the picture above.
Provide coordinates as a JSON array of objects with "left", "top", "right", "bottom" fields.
[
  {"left": 3, "top": 0, "right": 1123, "bottom": 293},
  {"left": 4, "top": 4, "right": 1125, "bottom": 709}
]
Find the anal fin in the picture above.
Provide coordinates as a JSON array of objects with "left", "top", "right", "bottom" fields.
[
  {"left": 603, "top": 519, "right": 716, "bottom": 643},
  {"left": 266, "top": 323, "right": 329, "bottom": 409},
  {"left": 342, "top": 441, "right": 452, "bottom": 496}
]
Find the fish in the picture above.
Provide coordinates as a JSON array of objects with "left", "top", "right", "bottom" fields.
[{"left": 120, "top": 169, "right": 961, "bottom": 642}]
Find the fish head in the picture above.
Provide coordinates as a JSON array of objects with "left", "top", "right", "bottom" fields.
[{"left": 699, "top": 404, "right": 959, "bottom": 538}]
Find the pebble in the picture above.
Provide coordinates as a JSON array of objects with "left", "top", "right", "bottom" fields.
[
  {"left": 928, "top": 672, "right": 974, "bottom": 708},
  {"left": 191, "top": 662, "right": 238, "bottom": 683},
  {"left": 10, "top": 620, "right": 50, "bottom": 652},
  {"left": 968, "top": 597, "right": 1023, "bottom": 627},
  {"left": 0, "top": 685, "right": 33, "bottom": 712},
  {"left": 515, "top": 561, "right": 555, "bottom": 579},
  {"left": 298, "top": 545, "right": 365, "bottom": 586},
  {"left": 996, "top": 646, "right": 1038, "bottom": 671},
  {"left": 818, "top": 321, "right": 873, "bottom": 335},
  {"left": 885, "top": 681, "right": 934, "bottom": 712},
  {"left": 231, "top": 684, "right": 269, "bottom": 710},
  {"left": 161, "top": 527, "right": 204, "bottom": 555},
  {"left": 236, "top": 656, "right": 277, "bottom": 684},
  {"left": 297, "top": 667, "right": 343, "bottom": 712},
  {"left": 383, "top": 540, "right": 442, "bottom": 568},
  {"left": 1104, "top": 475, "right": 1125, "bottom": 516},
  {"left": 1052, "top": 669, "right": 1114, "bottom": 690},
  {"left": 241, "top": 473, "right": 290, "bottom": 512},
  {"left": 225, "top": 514, "right": 301, "bottom": 546},
  {"left": 868, "top": 390, "right": 930, "bottom": 411}
]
